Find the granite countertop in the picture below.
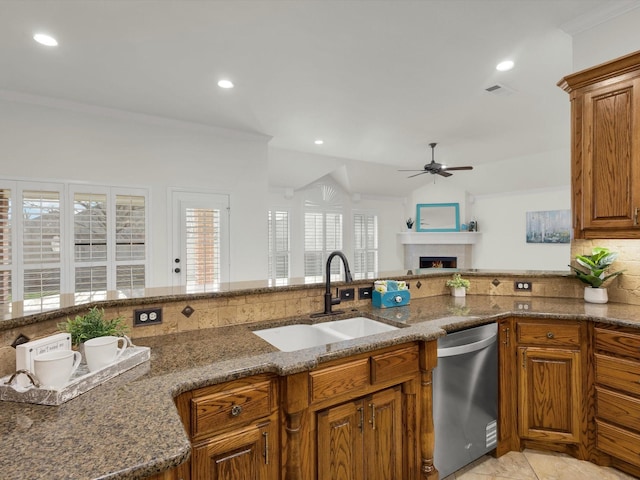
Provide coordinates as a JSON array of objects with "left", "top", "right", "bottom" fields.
[{"left": 2, "top": 294, "right": 640, "bottom": 480}]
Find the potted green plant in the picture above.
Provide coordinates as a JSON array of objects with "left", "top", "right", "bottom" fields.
[
  {"left": 58, "top": 306, "right": 128, "bottom": 347},
  {"left": 445, "top": 273, "right": 470, "bottom": 297},
  {"left": 568, "top": 247, "right": 624, "bottom": 304},
  {"left": 406, "top": 217, "right": 414, "bottom": 230}
]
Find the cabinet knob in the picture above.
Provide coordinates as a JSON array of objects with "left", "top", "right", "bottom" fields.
[
  {"left": 547, "top": 332, "right": 555, "bottom": 339},
  {"left": 231, "top": 404, "right": 243, "bottom": 417}
]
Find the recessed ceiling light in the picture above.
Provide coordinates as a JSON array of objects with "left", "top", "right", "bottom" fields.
[
  {"left": 33, "top": 33, "right": 58, "bottom": 47},
  {"left": 314, "top": 139, "right": 324, "bottom": 145},
  {"left": 217, "top": 79, "right": 234, "bottom": 89},
  {"left": 496, "top": 60, "right": 514, "bottom": 72}
]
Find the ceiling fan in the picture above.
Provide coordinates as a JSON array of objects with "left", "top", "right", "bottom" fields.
[{"left": 399, "top": 143, "right": 473, "bottom": 178}]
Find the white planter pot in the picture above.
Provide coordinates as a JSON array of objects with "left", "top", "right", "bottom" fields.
[
  {"left": 584, "top": 287, "right": 608, "bottom": 304},
  {"left": 451, "top": 287, "right": 466, "bottom": 297}
]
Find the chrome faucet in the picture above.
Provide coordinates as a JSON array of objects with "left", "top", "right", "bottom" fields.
[{"left": 317, "top": 250, "right": 353, "bottom": 316}]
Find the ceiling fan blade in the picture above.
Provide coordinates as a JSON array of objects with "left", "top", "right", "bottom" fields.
[
  {"left": 442, "top": 166, "right": 473, "bottom": 171},
  {"left": 436, "top": 170, "right": 453, "bottom": 177},
  {"left": 397, "top": 169, "right": 427, "bottom": 172},
  {"left": 407, "top": 171, "right": 429, "bottom": 178}
]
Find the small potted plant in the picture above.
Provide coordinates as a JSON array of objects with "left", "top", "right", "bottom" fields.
[
  {"left": 568, "top": 247, "right": 624, "bottom": 304},
  {"left": 58, "top": 306, "right": 128, "bottom": 350},
  {"left": 406, "top": 217, "right": 414, "bottom": 230},
  {"left": 445, "top": 273, "right": 470, "bottom": 297}
]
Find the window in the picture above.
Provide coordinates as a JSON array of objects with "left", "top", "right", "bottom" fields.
[
  {"left": 268, "top": 210, "right": 290, "bottom": 285},
  {"left": 184, "top": 207, "right": 220, "bottom": 292},
  {"left": 304, "top": 211, "right": 343, "bottom": 282},
  {"left": 0, "top": 181, "right": 148, "bottom": 306},
  {"left": 353, "top": 212, "right": 378, "bottom": 279}
]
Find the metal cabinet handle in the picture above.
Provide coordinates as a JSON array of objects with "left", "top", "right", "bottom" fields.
[
  {"left": 635, "top": 207, "right": 639, "bottom": 226},
  {"left": 231, "top": 404, "right": 243, "bottom": 417},
  {"left": 369, "top": 403, "right": 376, "bottom": 430},
  {"left": 262, "top": 431, "right": 269, "bottom": 465},
  {"left": 502, "top": 327, "right": 510, "bottom": 346},
  {"left": 547, "top": 332, "right": 555, "bottom": 339},
  {"left": 357, "top": 406, "right": 364, "bottom": 432}
]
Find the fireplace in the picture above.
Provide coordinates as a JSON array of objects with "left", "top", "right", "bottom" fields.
[{"left": 420, "top": 256, "right": 457, "bottom": 269}]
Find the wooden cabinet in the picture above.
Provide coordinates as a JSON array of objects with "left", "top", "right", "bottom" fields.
[
  {"left": 281, "top": 342, "right": 436, "bottom": 480},
  {"left": 559, "top": 49, "right": 640, "bottom": 239},
  {"left": 317, "top": 386, "right": 402, "bottom": 480},
  {"left": 594, "top": 325, "right": 640, "bottom": 477},
  {"left": 173, "top": 342, "right": 437, "bottom": 480},
  {"left": 498, "top": 318, "right": 588, "bottom": 458},
  {"left": 175, "top": 374, "right": 279, "bottom": 480}
]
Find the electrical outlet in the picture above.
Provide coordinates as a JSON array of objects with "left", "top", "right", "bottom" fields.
[
  {"left": 514, "top": 281, "right": 533, "bottom": 291},
  {"left": 359, "top": 286, "right": 373, "bottom": 300},
  {"left": 340, "top": 288, "right": 355, "bottom": 301},
  {"left": 134, "top": 307, "right": 163, "bottom": 326}
]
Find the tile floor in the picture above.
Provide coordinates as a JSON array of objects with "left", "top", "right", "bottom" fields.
[{"left": 443, "top": 449, "right": 638, "bottom": 480}]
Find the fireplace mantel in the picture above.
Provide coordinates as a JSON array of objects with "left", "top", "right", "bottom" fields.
[{"left": 397, "top": 232, "right": 481, "bottom": 245}]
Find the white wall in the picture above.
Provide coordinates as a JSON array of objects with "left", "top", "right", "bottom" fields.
[
  {"left": 472, "top": 186, "right": 571, "bottom": 271},
  {"left": 572, "top": 7, "right": 640, "bottom": 71},
  {"left": 0, "top": 94, "right": 270, "bottom": 286}
]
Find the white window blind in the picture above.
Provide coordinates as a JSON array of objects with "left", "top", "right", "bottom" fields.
[
  {"left": 115, "top": 194, "right": 146, "bottom": 292},
  {"left": 0, "top": 189, "right": 11, "bottom": 303},
  {"left": 353, "top": 212, "right": 378, "bottom": 279},
  {"left": 185, "top": 207, "right": 220, "bottom": 292},
  {"left": 0, "top": 182, "right": 148, "bottom": 305},
  {"left": 304, "top": 211, "right": 343, "bottom": 282},
  {"left": 268, "top": 210, "right": 290, "bottom": 284}
]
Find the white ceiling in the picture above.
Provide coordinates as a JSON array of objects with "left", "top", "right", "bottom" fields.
[{"left": 1, "top": 1, "right": 638, "bottom": 196}]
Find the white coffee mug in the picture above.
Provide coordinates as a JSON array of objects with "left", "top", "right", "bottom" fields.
[
  {"left": 84, "top": 335, "right": 129, "bottom": 372},
  {"left": 33, "top": 350, "right": 82, "bottom": 389}
]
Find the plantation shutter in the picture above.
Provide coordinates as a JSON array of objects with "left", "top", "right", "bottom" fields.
[
  {"left": 304, "top": 211, "right": 343, "bottom": 282},
  {"left": 23, "top": 189, "right": 62, "bottom": 307},
  {"left": 115, "top": 194, "right": 146, "bottom": 291},
  {"left": 353, "top": 212, "right": 378, "bottom": 279},
  {"left": 0, "top": 189, "right": 11, "bottom": 303},
  {"left": 268, "top": 210, "right": 290, "bottom": 283},
  {"left": 184, "top": 207, "right": 220, "bottom": 291}
]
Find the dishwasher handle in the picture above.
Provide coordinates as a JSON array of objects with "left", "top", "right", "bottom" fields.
[{"left": 437, "top": 331, "right": 498, "bottom": 357}]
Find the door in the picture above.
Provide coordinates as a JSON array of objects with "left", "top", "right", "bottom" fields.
[
  {"left": 364, "top": 387, "right": 403, "bottom": 480},
  {"left": 581, "top": 77, "right": 640, "bottom": 231},
  {"left": 317, "top": 386, "right": 403, "bottom": 480},
  {"left": 317, "top": 398, "right": 365, "bottom": 480},
  {"left": 171, "top": 190, "right": 229, "bottom": 291},
  {"left": 191, "top": 421, "right": 276, "bottom": 480},
  {"left": 518, "top": 346, "right": 581, "bottom": 443}
]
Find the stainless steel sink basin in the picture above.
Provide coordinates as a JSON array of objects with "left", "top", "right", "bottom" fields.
[{"left": 253, "top": 317, "right": 398, "bottom": 352}]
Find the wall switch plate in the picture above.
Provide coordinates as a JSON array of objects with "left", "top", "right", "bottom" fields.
[
  {"left": 514, "top": 281, "right": 532, "bottom": 291},
  {"left": 359, "top": 286, "right": 373, "bottom": 300},
  {"left": 340, "top": 288, "right": 355, "bottom": 301},
  {"left": 134, "top": 307, "right": 162, "bottom": 326}
]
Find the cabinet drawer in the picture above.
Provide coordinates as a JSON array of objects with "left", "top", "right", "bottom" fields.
[
  {"left": 516, "top": 321, "right": 580, "bottom": 347},
  {"left": 595, "top": 327, "right": 640, "bottom": 360},
  {"left": 597, "top": 419, "right": 640, "bottom": 468},
  {"left": 371, "top": 345, "right": 419, "bottom": 384},
  {"left": 191, "top": 378, "right": 275, "bottom": 439},
  {"left": 595, "top": 354, "right": 640, "bottom": 397},
  {"left": 310, "top": 358, "right": 369, "bottom": 403},
  {"left": 597, "top": 386, "right": 640, "bottom": 432}
]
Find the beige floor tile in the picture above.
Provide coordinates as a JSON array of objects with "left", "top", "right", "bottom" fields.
[{"left": 443, "top": 449, "right": 638, "bottom": 480}]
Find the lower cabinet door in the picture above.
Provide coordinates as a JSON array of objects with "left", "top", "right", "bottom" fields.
[
  {"left": 192, "top": 420, "right": 277, "bottom": 480},
  {"left": 517, "top": 346, "right": 581, "bottom": 444},
  {"left": 317, "top": 386, "right": 403, "bottom": 480}
]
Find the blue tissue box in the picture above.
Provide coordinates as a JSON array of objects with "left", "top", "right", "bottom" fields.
[{"left": 372, "top": 289, "right": 410, "bottom": 309}]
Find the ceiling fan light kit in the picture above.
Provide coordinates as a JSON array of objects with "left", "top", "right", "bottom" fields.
[{"left": 399, "top": 143, "right": 473, "bottom": 178}]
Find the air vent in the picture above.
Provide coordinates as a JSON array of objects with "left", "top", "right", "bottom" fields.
[{"left": 485, "top": 83, "right": 515, "bottom": 96}]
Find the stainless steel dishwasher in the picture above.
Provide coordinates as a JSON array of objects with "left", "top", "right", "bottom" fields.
[{"left": 433, "top": 322, "right": 498, "bottom": 478}]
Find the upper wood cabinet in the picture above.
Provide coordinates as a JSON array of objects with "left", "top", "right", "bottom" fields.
[{"left": 559, "top": 50, "right": 640, "bottom": 239}]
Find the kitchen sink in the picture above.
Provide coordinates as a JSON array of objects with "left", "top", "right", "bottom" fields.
[{"left": 253, "top": 317, "right": 398, "bottom": 352}]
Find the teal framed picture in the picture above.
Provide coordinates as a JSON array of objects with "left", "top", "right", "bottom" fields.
[{"left": 416, "top": 203, "right": 460, "bottom": 232}]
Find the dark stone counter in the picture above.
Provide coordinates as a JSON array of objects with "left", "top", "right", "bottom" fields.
[{"left": 1, "top": 294, "right": 637, "bottom": 479}]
